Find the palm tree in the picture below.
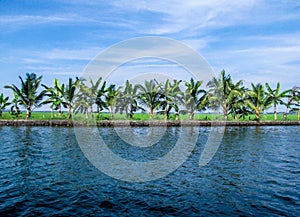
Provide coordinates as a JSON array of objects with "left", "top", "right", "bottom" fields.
[
  {"left": 42, "top": 78, "right": 65, "bottom": 118},
  {"left": 74, "top": 79, "right": 90, "bottom": 119},
  {"left": 138, "top": 80, "right": 162, "bottom": 119},
  {"left": 105, "top": 84, "right": 121, "bottom": 119},
  {"left": 184, "top": 78, "right": 207, "bottom": 120},
  {"left": 74, "top": 90, "right": 90, "bottom": 119},
  {"left": 207, "top": 70, "right": 243, "bottom": 120},
  {"left": 95, "top": 80, "right": 108, "bottom": 114},
  {"left": 75, "top": 77, "right": 105, "bottom": 118},
  {"left": 5, "top": 73, "right": 46, "bottom": 119},
  {"left": 287, "top": 86, "right": 300, "bottom": 120},
  {"left": 156, "top": 79, "right": 183, "bottom": 120},
  {"left": 230, "top": 89, "right": 252, "bottom": 120},
  {"left": 0, "top": 93, "right": 10, "bottom": 117},
  {"left": 294, "top": 90, "right": 300, "bottom": 121},
  {"left": 10, "top": 93, "right": 21, "bottom": 117},
  {"left": 64, "top": 77, "right": 80, "bottom": 119},
  {"left": 245, "top": 83, "right": 272, "bottom": 120},
  {"left": 228, "top": 83, "right": 248, "bottom": 120},
  {"left": 116, "top": 80, "right": 142, "bottom": 119},
  {"left": 265, "top": 82, "right": 290, "bottom": 120}
]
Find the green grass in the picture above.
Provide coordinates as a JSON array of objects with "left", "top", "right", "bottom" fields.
[
  {"left": 0, "top": 111, "right": 68, "bottom": 120},
  {"left": 0, "top": 111, "right": 298, "bottom": 121}
]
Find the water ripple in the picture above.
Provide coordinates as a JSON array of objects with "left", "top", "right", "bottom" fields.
[{"left": 0, "top": 126, "right": 299, "bottom": 216}]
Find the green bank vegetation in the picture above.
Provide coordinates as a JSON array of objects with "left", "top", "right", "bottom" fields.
[{"left": 1, "top": 70, "right": 300, "bottom": 121}]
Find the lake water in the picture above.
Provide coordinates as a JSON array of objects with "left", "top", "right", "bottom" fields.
[{"left": 0, "top": 126, "right": 299, "bottom": 216}]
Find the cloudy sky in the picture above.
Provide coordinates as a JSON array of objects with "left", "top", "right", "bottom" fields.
[{"left": 1, "top": 0, "right": 300, "bottom": 99}]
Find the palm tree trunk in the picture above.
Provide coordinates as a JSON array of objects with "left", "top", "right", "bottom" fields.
[
  {"left": 175, "top": 113, "right": 179, "bottom": 121},
  {"left": 189, "top": 110, "right": 194, "bottom": 120},
  {"left": 90, "top": 105, "right": 93, "bottom": 118},
  {"left": 150, "top": 108, "right": 154, "bottom": 119},
  {"left": 17, "top": 106, "right": 20, "bottom": 117},
  {"left": 58, "top": 105, "right": 62, "bottom": 117},
  {"left": 67, "top": 106, "right": 72, "bottom": 120},
  {"left": 164, "top": 108, "right": 168, "bottom": 121},
  {"left": 51, "top": 108, "right": 54, "bottom": 118},
  {"left": 284, "top": 105, "right": 289, "bottom": 119},
  {"left": 129, "top": 104, "right": 133, "bottom": 120},
  {"left": 110, "top": 106, "right": 114, "bottom": 119},
  {"left": 274, "top": 103, "right": 277, "bottom": 120},
  {"left": 223, "top": 105, "right": 228, "bottom": 120},
  {"left": 224, "top": 114, "right": 228, "bottom": 120},
  {"left": 255, "top": 111, "right": 260, "bottom": 121},
  {"left": 125, "top": 106, "right": 129, "bottom": 118},
  {"left": 174, "top": 107, "right": 179, "bottom": 121},
  {"left": 26, "top": 106, "right": 31, "bottom": 119},
  {"left": 298, "top": 108, "right": 300, "bottom": 121}
]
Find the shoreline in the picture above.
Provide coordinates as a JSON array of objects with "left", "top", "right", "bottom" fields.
[{"left": 0, "top": 120, "right": 299, "bottom": 127}]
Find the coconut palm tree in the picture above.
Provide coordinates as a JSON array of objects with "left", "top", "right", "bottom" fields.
[
  {"left": 75, "top": 77, "right": 105, "bottom": 118},
  {"left": 207, "top": 70, "right": 243, "bottom": 120},
  {"left": 64, "top": 77, "right": 80, "bottom": 119},
  {"left": 0, "top": 93, "right": 10, "bottom": 117},
  {"left": 245, "top": 83, "right": 272, "bottom": 120},
  {"left": 116, "top": 80, "right": 142, "bottom": 119},
  {"left": 230, "top": 89, "right": 252, "bottom": 120},
  {"left": 265, "top": 82, "right": 290, "bottom": 120},
  {"left": 184, "top": 78, "right": 207, "bottom": 120},
  {"left": 105, "top": 84, "right": 121, "bottom": 119},
  {"left": 138, "top": 80, "right": 162, "bottom": 119},
  {"left": 74, "top": 79, "right": 90, "bottom": 119},
  {"left": 226, "top": 82, "right": 248, "bottom": 120},
  {"left": 156, "top": 79, "right": 183, "bottom": 120},
  {"left": 287, "top": 86, "right": 300, "bottom": 120},
  {"left": 95, "top": 80, "right": 108, "bottom": 114},
  {"left": 5, "top": 73, "right": 46, "bottom": 119},
  {"left": 42, "top": 78, "right": 65, "bottom": 118},
  {"left": 74, "top": 91, "right": 90, "bottom": 119}
]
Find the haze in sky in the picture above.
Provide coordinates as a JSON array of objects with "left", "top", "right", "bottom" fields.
[{"left": 1, "top": 0, "right": 300, "bottom": 105}]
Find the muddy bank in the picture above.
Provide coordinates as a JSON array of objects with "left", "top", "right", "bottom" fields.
[{"left": 0, "top": 120, "right": 299, "bottom": 127}]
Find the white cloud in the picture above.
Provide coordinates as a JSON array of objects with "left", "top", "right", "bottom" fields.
[
  {"left": 205, "top": 41, "right": 300, "bottom": 90},
  {"left": 0, "top": 15, "right": 69, "bottom": 24},
  {"left": 1, "top": 0, "right": 300, "bottom": 97},
  {"left": 112, "top": 0, "right": 258, "bottom": 35},
  {"left": 25, "top": 47, "right": 103, "bottom": 61},
  {"left": 0, "top": 7, "right": 138, "bottom": 33},
  {"left": 110, "top": 0, "right": 300, "bottom": 40},
  {"left": 0, "top": 14, "right": 94, "bottom": 27},
  {"left": 2, "top": 47, "right": 105, "bottom": 78}
]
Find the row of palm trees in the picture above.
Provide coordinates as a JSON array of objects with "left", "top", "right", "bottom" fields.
[{"left": 1, "top": 71, "right": 300, "bottom": 121}]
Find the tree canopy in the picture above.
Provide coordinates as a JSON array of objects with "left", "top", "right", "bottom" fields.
[{"left": 2, "top": 71, "right": 299, "bottom": 121}]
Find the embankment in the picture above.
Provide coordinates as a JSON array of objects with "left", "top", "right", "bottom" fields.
[{"left": 0, "top": 120, "right": 299, "bottom": 127}]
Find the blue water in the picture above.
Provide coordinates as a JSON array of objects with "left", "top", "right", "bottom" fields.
[{"left": 0, "top": 126, "right": 299, "bottom": 216}]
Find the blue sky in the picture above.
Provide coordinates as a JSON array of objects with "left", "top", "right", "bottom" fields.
[{"left": 1, "top": 0, "right": 300, "bottom": 101}]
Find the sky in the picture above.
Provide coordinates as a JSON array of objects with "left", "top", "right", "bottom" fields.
[{"left": 1, "top": 0, "right": 300, "bottom": 108}]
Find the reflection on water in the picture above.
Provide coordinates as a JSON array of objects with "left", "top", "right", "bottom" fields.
[
  {"left": 114, "top": 126, "right": 167, "bottom": 147},
  {"left": 0, "top": 126, "right": 299, "bottom": 216}
]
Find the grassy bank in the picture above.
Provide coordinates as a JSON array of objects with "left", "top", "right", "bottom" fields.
[{"left": 0, "top": 111, "right": 298, "bottom": 121}]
